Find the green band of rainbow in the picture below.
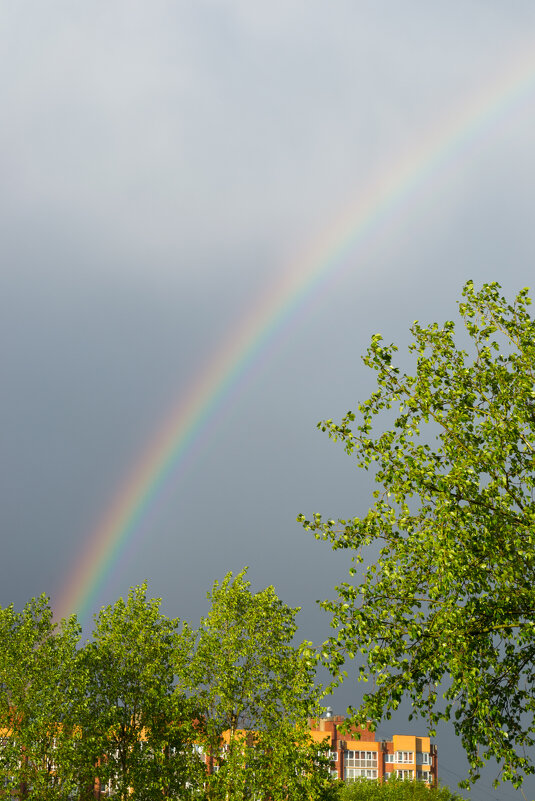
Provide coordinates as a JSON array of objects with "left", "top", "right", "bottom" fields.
[{"left": 54, "top": 47, "right": 535, "bottom": 624}]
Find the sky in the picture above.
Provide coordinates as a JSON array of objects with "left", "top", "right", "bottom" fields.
[{"left": 2, "top": 2, "right": 535, "bottom": 798}]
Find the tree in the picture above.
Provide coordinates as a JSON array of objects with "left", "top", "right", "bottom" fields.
[
  {"left": 337, "top": 776, "right": 463, "bottom": 801},
  {"left": 0, "top": 596, "right": 82, "bottom": 800},
  {"left": 181, "top": 569, "right": 332, "bottom": 800},
  {"left": 79, "top": 583, "right": 202, "bottom": 800},
  {"left": 299, "top": 282, "right": 535, "bottom": 788}
]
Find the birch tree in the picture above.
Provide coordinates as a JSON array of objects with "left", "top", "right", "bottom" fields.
[
  {"left": 183, "top": 569, "right": 332, "bottom": 800},
  {"left": 300, "top": 282, "right": 535, "bottom": 789},
  {"left": 80, "top": 583, "right": 202, "bottom": 800},
  {"left": 0, "top": 596, "right": 82, "bottom": 800}
]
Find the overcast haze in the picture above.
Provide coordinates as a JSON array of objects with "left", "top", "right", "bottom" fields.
[{"left": 2, "top": 3, "right": 535, "bottom": 798}]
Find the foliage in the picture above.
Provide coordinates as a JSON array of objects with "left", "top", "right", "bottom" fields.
[
  {"left": 228, "top": 723, "right": 337, "bottom": 801},
  {"left": 0, "top": 596, "right": 82, "bottom": 800},
  {"left": 299, "top": 282, "right": 535, "bottom": 788},
  {"left": 80, "top": 583, "right": 202, "bottom": 800},
  {"left": 181, "top": 568, "right": 331, "bottom": 800},
  {"left": 1, "top": 577, "right": 328, "bottom": 799},
  {"left": 336, "top": 777, "right": 463, "bottom": 801}
]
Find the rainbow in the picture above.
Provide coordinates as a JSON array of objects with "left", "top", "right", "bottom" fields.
[{"left": 54, "top": 47, "right": 535, "bottom": 624}]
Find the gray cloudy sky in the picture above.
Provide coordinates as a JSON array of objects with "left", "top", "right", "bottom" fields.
[{"left": 2, "top": 2, "right": 535, "bottom": 797}]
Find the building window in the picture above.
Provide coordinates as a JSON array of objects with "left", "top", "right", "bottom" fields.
[
  {"left": 396, "top": 751, "right": 414, "bottom": 763},
  {"left": 416, "top": 751, "right": 430, "bottom": 764},
  {"left": 345, "top": 750, "right": 377, "bottom": 768},
  {"left": 344, "top": 768, "right": 378, "bottom": 781},
  {"left": 397, "top": 769, "right": 414, "bottom": 780},
  {"left": 417, "top": 770, "right": 430, "bottom": 782},
  {"left": 327, "top": 752, "right": 339, "bottom": 778},
  {"left": 344, "top": 750, "right": 378, "bottom": 780},
  {"left": 384, "top": 753, "right": 395, "bottom": 763}
]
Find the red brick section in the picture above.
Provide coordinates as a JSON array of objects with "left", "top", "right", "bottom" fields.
[
  {"left": 309, "top": 716, "right": 376, "bottom": 781},
  {"left": 308, "top": 716, "right": 437, "bottom": 786},
  {"left": 431, "top": 743, "right": 438, "bottom": 787},
  {"left": 383, "top": 741, "right": 395, "bottom": 781},
  {"left": 310, "top": 715, "right": 375, "bottom": 740}
]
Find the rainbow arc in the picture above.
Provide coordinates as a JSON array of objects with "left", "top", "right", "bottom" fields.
[{"left": 54, "top": 47, "right": 535, "bottom": 624}]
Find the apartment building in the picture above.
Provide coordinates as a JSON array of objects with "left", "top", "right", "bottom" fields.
[
  {"left": 308, "top": 713, "right": 438, "bottom": 786},
  {"left": 1, "top": 714, "right": 437, "bottom": 796}
]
